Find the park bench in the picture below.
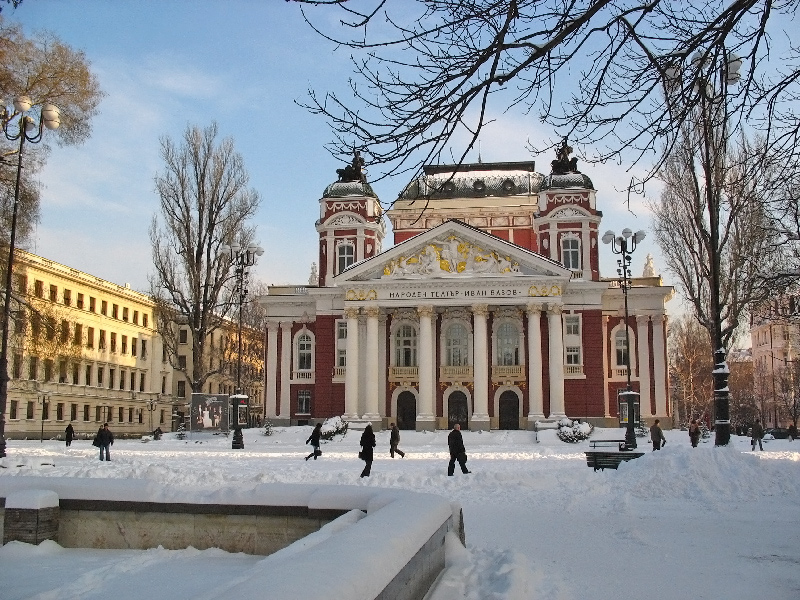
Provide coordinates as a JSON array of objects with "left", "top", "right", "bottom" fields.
[{"left": 585, "top": 439, "right": 644, "bottom": 471}]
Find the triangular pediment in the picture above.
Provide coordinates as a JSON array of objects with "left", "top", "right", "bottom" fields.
[{"left": 335, "top": 220, "right": 570, "bottom": 283}]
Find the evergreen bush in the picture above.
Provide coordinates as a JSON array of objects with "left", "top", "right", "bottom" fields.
[
  {"left": 556, "top": 418, "right": 594, "bottom": 443},
  {"left": 175, "top": 422, "right": 187, "bottom": 440},
  {"left": 320, "top": 416, "right": 348, "bottom": 440},
  {"left": 263, "top": 419, "right": 274, "bottom": 436}
]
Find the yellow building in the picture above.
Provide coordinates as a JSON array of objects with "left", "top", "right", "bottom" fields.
[{"left": 5, "top": 250, "right": 173, "bottom": 439}]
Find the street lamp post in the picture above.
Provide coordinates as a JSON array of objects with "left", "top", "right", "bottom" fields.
[
  {"left": 603, "top": 228, "right": 646, "bottom": 450},
  {"left": 39, "top": 392, "right": 49, "bottom": 443},
  {"left": 0, "top": 97, "right": 60, "bottom": 457},
  {"left": 147, "top": 399, "right": 157, "bottom": 433},
  {"left": 220, "top": 242, "right": 263, "bottom": 445}
]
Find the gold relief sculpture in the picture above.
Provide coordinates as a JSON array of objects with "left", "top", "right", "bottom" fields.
[
  {"left": 384, "top": 236, "right": 520, "bottom": 277},
  {"left": 345, "top": 289, "right": 378, "bottom": 301},
  {"left": 528, "top": 284, "right": 562, "bottom": 297}
]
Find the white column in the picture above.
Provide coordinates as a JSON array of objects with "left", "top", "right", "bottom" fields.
[
  {"left": 326, "top": 234, "right": 334, "bottom": 283},
  {"left": 547, "top": 305, "right": 566, "bottom": 418},
  {"left": 416, "top": 305, "right": 436, "bottom": 430},
  {"left": 363, "top": 306, "right": 381, "bottom": 423},
  {"left": 279, "top": 321, "right": 292, "bottom": 421},
  {"left": 343, "top": 307, "right": 360, "bottom": 420},
  {"left": 601, "top": 316, "right": 610, "bottom": 417},
  {"left": 471, "top": 304, "right": 490, "bottom": 430},
  {"left": 526, "top": 304, "right": 545, "bottom": 423},
  {"left": 378, "top": 314, "right": 387, "bottom": 418},
  {"left": 357, "top": 228, "right": 365, "bottom": 262},
  {"left": 636, "top": 315, "right": 653, "bottom": 418},
  {"left": 266, "top": 322, "right": 278, "bottom": 418},
  {"left": 651, "top": 314, "right": 668, "bottom": 418}
]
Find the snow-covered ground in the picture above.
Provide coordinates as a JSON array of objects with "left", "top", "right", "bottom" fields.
[{"left": 1, "top": 425, "right": 799, "bottom": 600}]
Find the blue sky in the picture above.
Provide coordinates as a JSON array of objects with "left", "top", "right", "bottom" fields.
[{"left": 6, "top": 1, "right": 665, "bottom": 301}]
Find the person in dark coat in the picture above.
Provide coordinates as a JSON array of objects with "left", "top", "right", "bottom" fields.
[
  {"left": 359, "top": 424, "right": 376, "bottom": 477},
  {"left": 649, "top": 419, "right": 666, "bottom": 451},
  {"left": 447, "top": 423, "right": 471, "bottom": 476},
  {"left": 751, "top": 419, "right": 764, "bottom": 451},
  {"left": 96, "top": 422, "right": 114, "bottom": 461},
  {"left": 389, "top": 423, "right": 405, "bottom": 458},
  {"left": 305, "top": 422, "right": 323, "bottom": 461},
  {"left": 65, "top": 422, "right": 75, "bottom": 447},
  {"left": 788, "top": 423, "right": 797, "bottom": 441},
  {"left": 688, "top": 419, "right": 700, "bottom": 448}
]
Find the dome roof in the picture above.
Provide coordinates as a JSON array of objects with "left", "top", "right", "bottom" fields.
[
  {"left": 322, "top": 180, "right": 378, "bottom": 199},
  {"left": 400, "top": 161, "right": 542, "bottom": 200},
  {"left": 541, "top": 172, "right": 594, "bottom": 190}
]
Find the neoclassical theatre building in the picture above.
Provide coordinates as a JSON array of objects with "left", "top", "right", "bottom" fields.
[{"left": 260, "top": 148, "right": 673, "bottom": 430}]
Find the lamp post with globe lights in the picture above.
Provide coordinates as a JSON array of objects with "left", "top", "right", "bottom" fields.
[
  {"left": 0, "top": 97, "right": 60, "bottom": 458},
  {"left": 220, "top": 242, "right": 263, "bottom": 446},
  {"left": 602, "top": 228, "right": 646, "bottom": 450}
]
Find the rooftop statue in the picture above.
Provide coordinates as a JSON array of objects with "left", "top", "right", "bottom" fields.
[
  {"left": 551, "top": 137, "right": 579, "bottom": 175},
  {"left": 336, "top": 150, "right": 367, "bottom": 183}
]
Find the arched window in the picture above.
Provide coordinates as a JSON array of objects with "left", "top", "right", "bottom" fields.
[
  {"left": 562, "top": 235, "right": 580, "bottom": 271},
  {"left": 337, "top": 243, "right": 355, "bottom": 274},
  {"left": 445, "top": 323, "right": 469, "bottom": 366},
  {"left": 496, "top": 322, "right": 519, "bottom": 365},
  {"left": 394, "top": 324, "right": 418, "bottom": 367},
  {"left": 615, "top": 329, "right": 629, "bottom": 368},
  {"left": 297, "top": 333, "right": 312, "bottom": 370}
]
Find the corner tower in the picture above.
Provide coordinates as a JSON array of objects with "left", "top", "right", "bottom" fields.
[{"left": 315, "top": 152, "right": 386, "bottom": 286}]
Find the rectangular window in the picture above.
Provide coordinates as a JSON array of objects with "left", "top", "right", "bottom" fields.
[
  {"left": 139, "top": 372, "right": 145, "bottom": 392},
  {"left": 161, "top": 376, "right": 166, "bottom": 394},
  {"left": 74, "top": 323, "right": 82, "bottom": 346},
  {"left": 77, "top": 293, "right": 84, "bottom": 309},
  {"left": 160, "top": 409, "right": 165, "bottom": 424},
  {"left": 42, "top": 401, "right": 49, "bottom": 420},
  {"left": 87, "top": 327, "right": 94, "bottom": 349},
  {"left": 99, "top": 330, "right": 106, "bottom": 350},
  {"left": 118, "top": 406, "right": 124, "bottom": 422},
  {"left": 34, "top": 280, "right": 44, "bottom": 298},
  {"left": 72, "top": 363, "right": 79, "bottom": 385},
  {"left": 565, "top": 316, "right": 580, "bottom": 337},
  {"left": 89, "top": 296, "right": 96, "bottom": 312},
  {"left": 95, "top": 406, "right": 101, "bottom": 422},
  {"left": 101, "top": 300, "right": 107, "bottom": 315},
  {"left": 562, "top": 237, "right": 580, "bottom": 270},
  {"left": 130, "top": 371, "right": 135, "bottom": 390},
  {"left": 133, "top": 310, "right": 139, "bottom": 325},
  {"left": 15, "top": 273, "right": 27, "bottom": 294},
  {"left": 112, "top": 304, "right": 119, "bottom": 319},
  {"left": 131, "top": 338, "right": 137, "bottom": 357},
  {"left": 12, "top": 353, "right": 22, "bottom": 379},
  {"left": 297, "top": 390, "right": 311, "bottom": 414},
  {"left": 63, "top": 288, "right": 71, "bottom": 306},
  {"left": 57, "top": 402, "right": 64, "bottom": 421},
  {"left": 28, "top": 356, "right": 38, "bottom": 380},
  {"left": 122, "top": 335, "right": 128, "bottom": 354},
  {"left": 179, "top": 328, "right": 188, "bottom": 344},
  {"left": 566, "top": 346, "right": 581, "bottom": 365},
  {"left": 83, "top": 405, "right": 90, "bottom": 421},
  {"left": 71, "top": 403, "right": 77, "bottom": 421},
  {"left": 177, "top": 380, "right": 186, "bottom": 398},
  {"left": 162, "top": 346, "right": 168, "bottom": 363},
  {"left": 60, "top": 320, "right": 69, "bottom": 344},
  {"left": 128, "top": 407, "right": 134, "bottom": 423},
  {"left": 49, "top": 284, "right": 58, "bottom": 302},
  {"left": 97, "top": 366, "right": 104, "bottom": 386},
  {"left": 122, "top": 307, "right": 129, "bottom": 322},
  {"left": 109, "top": 368, "right": 115, "bottom": 389},
  {"left": 43, "top": 359, "right": 53, "bottom": 382},
  {"left": 120, "top": 370, "right": 126, "bottom": 390},
  {"left": 27, "top": 401, "right": 35, "bottom": 419},
  {"left": 140, "top": 339, "right": 147, "bottom": 359},
  {"left": 110, "top": 332, "right": 117, "bottom": 353},
  {"left": 59, "top": 360, "right": 67, "bottom": 383},
  {"left": 178, "top": 355, "right": 187, "bottom": 370},
  {"left": 10, "top": 400, "right": 18, "bottom": 419},
  {"left": 85, "top": 365, "right": 92, "bottom": 386},
  {"left": 143, "top": 313, "right": 148, "bottom": 328}
]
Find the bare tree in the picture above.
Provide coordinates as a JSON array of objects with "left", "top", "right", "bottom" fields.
[
  {"left": 0, "top": 17, "right": 103, "bottom": 246},
  {"left": 668, "top": 314, "right": 713, "bottom": 426},
  {"left": 728, "top": 350, "right": 757, "bottom": 434},
  {"left": 292, "top": 1, "right": 800, "bottom": 190},
  {"left": 150, "top": 123, "right": 261, "bottom": 395}
]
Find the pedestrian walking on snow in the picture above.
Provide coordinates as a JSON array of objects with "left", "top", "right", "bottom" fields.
[
  {"left": 65, "top": 422, "right": 75, "bottom": 447},
  {"left": 359, "top": 424, "right": 376, "bottom": 478},
  {"left": 688, "top": 419, "right": 700, "bottom": 448},
  {"left": 447, "top": 423, "right": 471, "bottom": 476},
  {"left": 650, "top": 419, "right": 666, "bottom": 451},
  {"left": 305, "top": 423, "right": 322, "bottom": 461},
  {"left": 389, "top": 423, "right": 405, "bottom": 458},
  {"left": 751, "top": 419, "right": 764, "bottom": 451},
  {"left": 94, "top": 423, "right": 114, "bottom": 461}
]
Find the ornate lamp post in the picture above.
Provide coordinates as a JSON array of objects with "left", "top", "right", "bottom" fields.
[
  {"left": 147, "top": 399, "right": 157, "bottom": 433},
  {"left": 0, "top": 97, "right": 60, "bottom": 457},
  {"left": 602, "top": 227, "right": 646, "bottom": 450},
  {"left": 220, "top": 242, "right": 263, "bottom": 446}
]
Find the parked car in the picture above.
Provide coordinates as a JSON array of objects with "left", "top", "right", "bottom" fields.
[{"left": 765, "top": 427, "right": 789, "bottom": 439}]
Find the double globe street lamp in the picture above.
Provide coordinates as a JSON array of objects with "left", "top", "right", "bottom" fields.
[
  {"left": 0, "top": 97, "right": 60, "bottom": 458},
  {"left": 602, "top": 228, "right": 646, "bottom": 450}
]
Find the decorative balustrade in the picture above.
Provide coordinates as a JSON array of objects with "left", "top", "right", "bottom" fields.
[
  {"left": 439, "top": 365, "right": 473, "bottom": 381},
  {"left": 613, "top": 366, "right": 628, "bottom": 378},
  {"left": 491, "top": 365, "right": 524, "bottom": 382},
  {"left": 388, "top": 366, "right": 419, "bottom": 381},
  {"left": 332, "top": 366, "right": 346, "bottom": 380},
  {"left": 564, "top": 365, "right": 584, "bottom": 376},
  {"left": 293, "top": 370, "right": 314, "bottom": 381}
]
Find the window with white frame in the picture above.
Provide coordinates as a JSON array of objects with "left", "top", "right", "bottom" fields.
[
  {"left": 336, "top": 320, "right": 347, "bottom": 367},
  {"left": 615, "top": 329, "right": 630, "bottom": 367},
  {"left": 337, "top": 243, "right": 355, "bottom": 274},
  {"left": 496, "top": 322, "right": 520, "bottom": 365},
  {"left": 561, "top": 235, "right": 581, "bottom": 271},
  {"left": 445, "top": 323, "right": 469, "bottom": 366},
  {"left": 297, "top": 333, "right": 313, "bottom": 370},
  {"left": 565, "top": 315, "right": 580, "bottom": 337},
  {"left": 297, "top": 390, "right": 311, "bottom": 414},
  {"left": 566, "top": 346, "right": 581, "bottom": 365},
  {"left": 394, "top": 324, "right": 418, "bottom": 367}
]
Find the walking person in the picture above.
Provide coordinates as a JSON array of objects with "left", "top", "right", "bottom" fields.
[
  {"left": 688, "top": 419, "right": 700, "bottom": 448},
  {"left": 788, "top": 422, "right": 797, "bottom": 441},
  {"left": 389, "top": 423, "right": 405, "bottom": 458},
  {"left": 447, "top": 423, "right": 471, "bottom": 476},
  {"left": 751, "top": 419, "right": 764, "bottom": 451},
  {"left": 95, "top": 422, "right": 114, "bottom": 461},
  {"left": 650, "top": 419, "right": 666, "bottom": 451},
  {"left": 65, "top": 422, "right": 75, "bottom": 448},
  {"left": 305, "top": 422, "right": 322, "bottom": 461},
  {"left": 359, "top": 424, "right": 376, "bottom": 478}
]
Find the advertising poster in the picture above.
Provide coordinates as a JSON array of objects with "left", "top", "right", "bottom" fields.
[{"left": 191, "top": 393, "right": 229, "bottom": 432}]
